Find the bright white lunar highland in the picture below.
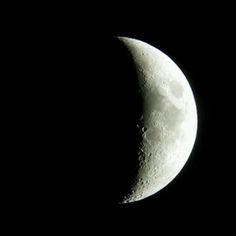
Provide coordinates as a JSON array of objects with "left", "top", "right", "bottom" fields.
[{"left": 118, "top": 37, "right": 198, "bottom": 204}]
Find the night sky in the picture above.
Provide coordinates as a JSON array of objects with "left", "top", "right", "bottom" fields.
[{"left": 9, "top": 4, "right": 235, "bottom": 233}]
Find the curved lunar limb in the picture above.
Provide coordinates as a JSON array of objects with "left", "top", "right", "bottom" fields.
[{"left": 116, "top": 37, "right": 198, "bottom": 204}]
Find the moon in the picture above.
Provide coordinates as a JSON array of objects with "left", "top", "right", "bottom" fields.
[{"left": 116, "top": 37, "right": 198, "bottom": 204}]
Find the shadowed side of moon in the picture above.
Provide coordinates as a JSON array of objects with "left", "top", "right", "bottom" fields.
[
  {"left": 30, "top": 37, "right": 167, "bottom": 209},
  {"left": 46, "top": 37, "right": 147, "bottom": 205},
  {"left": 91, "top": 38, "right": 145, "bottom": 204},
  {"left": 27, "top": 37, "right": 146, "bottom": 211}
]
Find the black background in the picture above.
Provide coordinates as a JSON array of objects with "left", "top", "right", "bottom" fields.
[{"left": 6, "top": 3, "right": 235, "bottom": 233}]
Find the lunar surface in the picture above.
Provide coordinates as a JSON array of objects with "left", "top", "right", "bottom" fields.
[{"left": 117, "top": 37, "right": 198, "bottom": 204}]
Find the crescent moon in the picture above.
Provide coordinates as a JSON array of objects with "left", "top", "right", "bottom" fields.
[{"left": 117, "top": 37, "right": 198, "bottom": 204}]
